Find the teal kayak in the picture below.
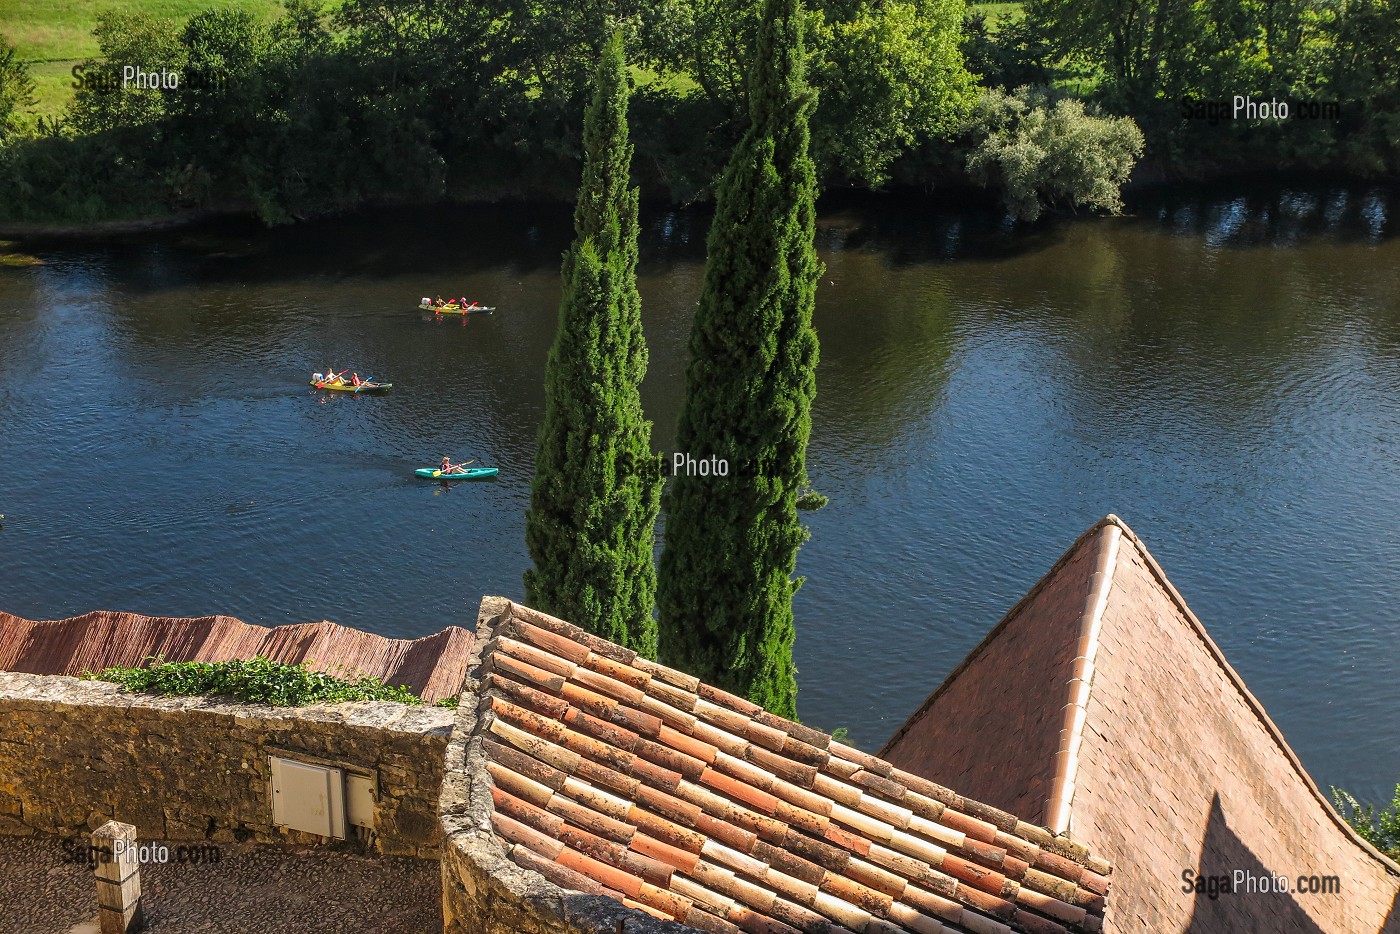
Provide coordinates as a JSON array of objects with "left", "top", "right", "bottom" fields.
[{"left": 416, "top": 467, "right": 499, "bottom": 480}]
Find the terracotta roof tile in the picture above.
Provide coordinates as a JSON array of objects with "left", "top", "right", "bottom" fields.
[
  {"left": 765, "top": 897, "right": 848, "bottom": 933},
  {"left": 506, "top": 617, "right": 592, "bottom": 664},
  {"left": 748, "top": 744, "right": 820, "bottom": 787},
  {"left": 630, "top": 753, "right": 686, "bottom": 791},
  {"left": 631, "top": 805, "right": 705, "bottom": 850},
  {"left": 684, "top": 906, "right": 744, "bottom": 934},
  {"left": 697, "top": 682, "right": 766, "bottom": 717},
  {"left": 575, "top": 755, "right": 642, "bottom": 798},
  {"left": 488, "top": 650, "right": 565, "bottom": 692},
  {"left": 844, "top": 856, "right": 911, "bottom": 899},
  {"left": 510, "top": 840, "right": 607, "bottom": 895},
  {"left": 587, "top": 653, "right": 652, "bottom": 690},
  {"left": 559, "top": 680, "right": 618, "bottom": 718},
  {"left": 558, "top": 847, "right": 645, "bottom": 898},
  {"left": 563, "top": 776, "right": 633, "bottom": 821},
  {"left": 613, "top": 703, "right": 666, "bottom": 737},
  {"left": 490, "top": 786, "right": 563, "bottom": 837},
  {"left": 634, "top": 831, "right": 703, "bottom": 873},
  {"left": 638, "top": 880, "right": 694, "bottom": 920},
  {"left": 497, "top": 635, "right": 574, "bottom": 677},
  {"left": 692, "top": 719, "right": 752, "bottom": 758},
  {"left": 477, "top": 600, "right": 1111, "bottom": 934},
  {"left": 820, "top": 870, "right": 893, "bottom": 915},
  {"left": 491, "top": 811, "right": 563, "bottom": 859},
  {"left": 548, "top": 793, "right": 636, "bottom": 844},
  {"left": 487, "top": 760, "right": 554, "bottom": 808},
  {"left": 562, "top": 705, "right": 641, "bottom": 752}
]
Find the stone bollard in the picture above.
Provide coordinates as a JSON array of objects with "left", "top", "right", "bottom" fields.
[{"left": 92, "top": 821, "right": 145, "bottom": 934}]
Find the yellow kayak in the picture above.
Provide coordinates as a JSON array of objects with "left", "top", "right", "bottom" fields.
[
  {"left": 310, "top": 378, "right": 391, "bottom": 393},
  {"left": 419, "top": 302, "right": 495, "bottom": 315}
]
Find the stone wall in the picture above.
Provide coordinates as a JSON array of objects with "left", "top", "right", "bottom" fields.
[
  {"left": 439, "top": 597, "right": 682, "bottom": 934},
  {"left": 0, "top": 671, "right": 455, "bottom": 858}
]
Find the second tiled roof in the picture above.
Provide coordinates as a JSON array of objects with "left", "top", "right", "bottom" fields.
[{"left": 476, "top": 600, "right": 1111, "bottom": 934}]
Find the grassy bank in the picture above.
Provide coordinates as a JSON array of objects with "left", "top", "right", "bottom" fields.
[
  {"left": 969, "top": 1, "right": 1024, "bottom": 26},
  {"left": 0, "top": 0, "right": 286, "bottom": 116}
]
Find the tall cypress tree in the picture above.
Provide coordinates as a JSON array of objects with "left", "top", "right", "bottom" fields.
[
  {"left": 524, "top": 31, "right": 662, "bottom": 657},
  {"left": 656, "top": 0, "right": 821, "bottom": 717}
]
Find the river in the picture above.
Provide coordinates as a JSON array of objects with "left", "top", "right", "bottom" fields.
[{"left": 1, "top": 184, "right": 1397, "bottom": 804}]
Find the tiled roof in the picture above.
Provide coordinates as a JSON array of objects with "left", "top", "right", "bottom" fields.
[
  {"left": 880, "top": 516, "right": 1400, "bottom": 934},
  {"left": 0, "top": 609, "right": 474, "bottom": 703},
  {"left": 475, "top": 600, "right": 1111, "bottom": 934}
]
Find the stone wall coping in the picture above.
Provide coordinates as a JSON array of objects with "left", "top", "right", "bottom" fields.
[{"left": 0, "top": 671, "right": 455, "bottom": 737}]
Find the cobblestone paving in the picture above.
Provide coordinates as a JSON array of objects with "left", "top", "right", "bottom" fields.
[{"left": 1, "top": 833, "right": 442, "bottom": 934}]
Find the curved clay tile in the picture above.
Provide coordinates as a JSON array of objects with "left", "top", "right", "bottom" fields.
[{"left": 471, "top": 600, "right": 1110, "bottom": 934}]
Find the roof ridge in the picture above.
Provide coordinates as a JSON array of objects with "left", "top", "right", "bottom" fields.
[
  {"left": 877, "top": 517, "right": 1123, "bottom": 767},
  {"left": 1106, "top": 522, "right": 1400, "bottom": 877},
  {"left": 1042, "top": 525, "right": 1121, "bottom": 835}
]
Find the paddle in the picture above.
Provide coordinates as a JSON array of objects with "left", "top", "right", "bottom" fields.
[
  {"left": 316, "top": 368, "right": 349, "bottom": 389},
  {"left": 433, "top": 458, "right": 474, "bottom": 477}
]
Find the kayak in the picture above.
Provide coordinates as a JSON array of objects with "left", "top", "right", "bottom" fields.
[
  {"left": 420, "top": 303, "right": 495, "bottom": 315},
  {"left": 416, "top": 467, "right": 499, "bottom": 480},
  {"left": 311, "top": 379, "right": 391, "bottom": 393}
]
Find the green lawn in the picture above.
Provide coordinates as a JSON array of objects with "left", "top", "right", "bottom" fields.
[
  {"left": 630, "top": 64, "right": 698, "bottom": 95},
  {"left": 0, "top": 0, "right": 286, "bottom": 115},
  {"left": 970, "top": 1, "right": 1025, "bottom": 27}
]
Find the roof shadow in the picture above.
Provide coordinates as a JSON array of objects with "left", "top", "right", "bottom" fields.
[{"left": 1185, "top": 792, "right": 1399, "bottom": 934}]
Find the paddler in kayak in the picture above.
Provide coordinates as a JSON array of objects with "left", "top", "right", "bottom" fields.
[
  {"left": 350, "top": 373, "right": 364, "bottom": 387},
  {"left": 440, "top": 457, "right": 466, "bottom": 475}
]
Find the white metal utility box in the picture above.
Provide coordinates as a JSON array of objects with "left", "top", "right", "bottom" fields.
[{"left": 270, "top": 755, "right": 347, "bottom": 839}]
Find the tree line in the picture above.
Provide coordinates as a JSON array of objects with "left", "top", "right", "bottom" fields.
[
  {"left": 2, "top": 0, "right": 1395, "bottom": 227},
  {"left": 0, "top": 0, "right": 1150, "bottom": 225},
  {"left": 965, "top": 0, "right": 1400, "bottom": 177}
]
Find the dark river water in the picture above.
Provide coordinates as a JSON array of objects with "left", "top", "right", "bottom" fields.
[{"left": 2, "top": 186, "right": 1398, "bottom": 805}]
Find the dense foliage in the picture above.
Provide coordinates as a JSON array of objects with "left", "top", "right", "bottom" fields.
[
  {"left": 1333, "top": 785, "right": 1400, "bottom": 858},
  {"left": 524, "top": 31, "right": 663, "bottom": 658},
  {"left": 4, "top": 0, "right": 1391, "bottom": 224},
  {"left": 972, "top": 0, "right": 1400, "bottom": 175},
  {"left": 656, "top": 0, "right": 821, "bottom": 717},
  {"left": 0, "top": 32, "right": 33, "bottom": 143},
  {"left": 88, "top": 656, "right": 425, "bottom": 706},
  {"left": 0, "top": 0, "right": 1014, "bottom": 224}
]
